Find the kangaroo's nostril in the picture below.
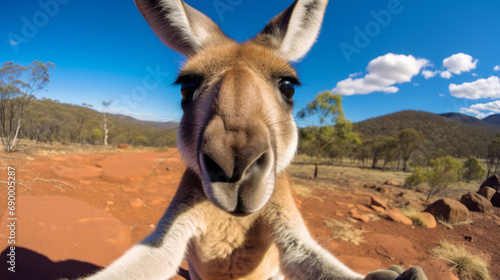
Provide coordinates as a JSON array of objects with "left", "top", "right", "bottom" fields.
[
  {"left": 256, "top": 153, "right": 266, "bottom": 166},
  {"left": 202, "top": 153, "right": 231, "bottom": 183}
]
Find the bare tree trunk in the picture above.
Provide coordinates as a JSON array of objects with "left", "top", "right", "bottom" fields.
[
  {"left": 10, "top": 117, "right": 22, "bottom": 152},
  {"left": 103, "top": 113, "right": 109, "bottom": 146},
  {"left": 314, "top": 163, "right": 318, "bottom": 179}
]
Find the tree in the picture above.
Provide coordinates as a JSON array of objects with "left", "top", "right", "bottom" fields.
[
  {"left": 0, "top": 61, "right": 54, "bottom": 152},
  {"left": 399, "top": 128, "right": 421, "bottom": 172},
  {"left": 486, "top": 134, "right": 500, "bottom": 178},
  {"left": 406, "top": 156, "right": 463, "bottom": 204},
  {"left": 102, "top": 100, "right": 112, "bottom": 145},
  {"left": 297, "top": 91, "right": 360, "bottom": 178},
  {"left": 462, "top": 156, "right": 484, "bottom": 182}
]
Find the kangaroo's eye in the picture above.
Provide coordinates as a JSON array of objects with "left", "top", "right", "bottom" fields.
[
  {"left": 278, "top": 78, "right": 299, "bottom": 100},
  {"left": 174, "top": 74, "right": 203, "bottom": 99}
]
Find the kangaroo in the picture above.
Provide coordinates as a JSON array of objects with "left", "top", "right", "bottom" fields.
[{"left": 76, "top": 1, "right": 427, "bottom": 279}]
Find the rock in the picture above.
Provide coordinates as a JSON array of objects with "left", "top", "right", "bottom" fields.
[
  {"left": 117, "top": 143, "right": 129, "bottom": 149},
  {"left": 371, "top": 196, "right": 388, "bottom": 210},
  {"left": 129, "top": 198, "right": 144, "bottom": 208},
  {"left": 464, "top": 235, "right": 473, "bottom": 242},
  {"left": 385, "top": 180, "right": 401, "bottom": 186},
  {"left": 106, "top": 201, "right": 114, "bottom": 205},
  {"left": 416, "top": 212, "right": 436, "bottom": 229},
  {"left": 492, "top": 191, "right": 500, "bottom": 207},
  {"left": 351, "top": 213, "right": 370, "bottom": 223},
  {"left": 424, "top": 198, "right": 469, "bottom": 223},
  {"left": 477, "top": 186, "right": 496, "bottom": 201},
  {"left": 370, "top": 205, "right": 386, "bottom": 213},
  {"left": 415, "top": 188, "right": 427, "bottom": 193},
  {"left": 479, "top": 174, "right": 500, "bottom": 191},
  {"left": 376, "top": 187, "right": 389, "bottom": 195},
  {"left": 364, "top": 184, "right": 377, "bottom": 189},
  {"left": 356, "top": 204, "right": 374, "bottom": 213},
  {"left": 460, "top": 192, "right": 493, "bottom": 213},
  {"left": 385, "top": 209, "right": 413, "bottom": 226}
]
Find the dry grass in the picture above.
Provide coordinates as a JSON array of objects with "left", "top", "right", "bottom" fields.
[
  {"left": 324, "top": 219, "right": 366, "bottom": 246},
  {"left": 430, "top": 241, "right": 491, "bottom": 280},
  {"left": 400, "top": 207, "right": 427, "bottom": 227},
  {"left": 437, "top": 218, "right": 473, "bottom": 229}
]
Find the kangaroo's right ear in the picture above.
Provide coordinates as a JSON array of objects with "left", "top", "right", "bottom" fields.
[{"left": 135, "top": 0, "right": 233, "bottom": 57}]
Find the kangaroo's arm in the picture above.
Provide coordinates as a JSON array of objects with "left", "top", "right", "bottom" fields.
[
  {"left": 263, "top": 176, "right": 365, "bottom": 280},
  {"left": 79, "top": 170, "right": 205, "bottom": 280}
]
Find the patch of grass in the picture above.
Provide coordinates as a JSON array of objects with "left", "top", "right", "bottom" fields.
[
  {"left": 430, "top": 241, "right": 491, "bottom": 280},
  {"left": 365, "top": 213, "right": 380, "bottom": 221},
  {"left": 437, "top": 218, "right": 473, "bottom": 229},
  {"left": 324, "top": 219, "right": 366, "bottom": 246},
  {"left": 400, "top": 207, "right": 426, "bottom": 227}
]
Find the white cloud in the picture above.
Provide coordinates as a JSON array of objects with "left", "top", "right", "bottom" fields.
[
  {"left": 442, "top": 53, "right": 478, "bottom": 75},
  {"left": 471, "top": 73, "right": 478, "bottom": 77},
  {"left": 422, "top": 70, "right": 438, "bottom": 79},
  {"left": 449, "top": 76, "right": 500, "bottom": 99},
  {"left": 494, "top": 65, "right": 500, "bottom": 71},
  {"left": 469, "top": 101, "right": 500, "bottom": 113},
  {"left": 440, "top": 70, "right": 452, "bottom": 79},
  {"left": 477, "top": 112, "right": 495, "bottom": 119},
  {"left": 348, "top": 71, "right": 363, "bottom": 78},
  {"left": 333, "top": 53, "right": 429, "bottom": 96},
  {"left": 438, "top": 93, "right": 445, "bottom": 97},
  {"left": 413, "top": 83, "right": 419, "bottom": 86},
  {"left": 8, "top": 39, "right": 18, "bottom": 46},
  {"left": 460, "top": 102, "right": 499, "bottom": 119}
]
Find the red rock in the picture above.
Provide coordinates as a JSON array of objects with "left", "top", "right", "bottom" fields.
[
  {"left": 415, "top": 188, "right": 427, "bottom": 193},
  {"left": 478, "top": 186, "right": 496, "bottom": 201},
  {"left": 460, "top": 192, "right": 493, "bottom": 213},
  {"left": 492, "top": 191, "right": 500, "bottom": 207},
  {"left": 424, "top": 198, "right": 469, "bottom": 223},
  {"left": 129, "top": 198, "right": 144, "bottom": 208},
  {"left": 416, "top": 212, "right": 436, "bottom": 229},
  {"left": 351, "top": 213, "right": 370, "bottom": 223},
  {"left": 117, "top": 143, "right": 129, "bottom": 149},
  {"left": 385, "top": 180, "right": 401, "bottom": 186},
  {"left": 356, "top": 204, "right": 374, "bottom": 213},
  {"left": 370, "top": 205, "right": 385, "bottom": 213},
  {"left": 385, "top": 209, "right": 413, "bottom": 226},
  {"left": 370, "top": 196, "right": 388, "bottom": 210},
  {"left": 376, "top": 187, "right": 389, "bottom": 195}
]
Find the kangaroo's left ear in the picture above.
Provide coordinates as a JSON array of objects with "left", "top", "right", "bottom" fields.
[{"left": 252, "top": 0, "right": 329, "bottom": 62}]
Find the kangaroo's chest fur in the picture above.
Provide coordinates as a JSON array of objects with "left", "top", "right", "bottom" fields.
[{"left": 186, "top": 202, "right": 280, "bottom": 280}]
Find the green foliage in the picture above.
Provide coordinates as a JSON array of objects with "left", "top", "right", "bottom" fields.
[
  {"left": 0, "top": 61, "right": 54, "bottom": 152},
  {"left": 297, "top": 91, "right": 359, "bottom": 178},
  {"left": 398, "top": 128, "right": 421, "bottom": 171},
  {"left": 407, "top": 156, "right": 463, "bottom": 203},
  {"left": 353, "top": 110, "right": 498, "bottom": 159},
  {"left": 463, "top": 157, "right": 484, "bottom": 182},
  {"left": 18, "top": 98, "right": 177, "bottom": 147},
  {"left": 405, "top": 166, "right": 426, "bottom": 188}
]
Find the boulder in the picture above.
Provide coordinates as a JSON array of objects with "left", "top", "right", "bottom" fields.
[
  {"left": 492, "top": 191, "right": 500, "bottom": 207},
  {"left": 460, "top": 192, "right": 493, "bottom": 213},
  {"left": 479, "top": 174, "right": 500, "bottom": 191},
  {"left": 370, "top": 196, "right": 388, "bottom": 210},
  {"left": 117, "top": 143, "right": 129, "bottom": 149},
  {"left": 416, "top": 212, "right": 437, "bottom": 229},
  {"left": 424, "top": 198, "right": 469, "bottom": 223},
  {"left": 385, "top": 209, "right": 413, "bottom": 226},
  {"left": 477, "top": 186, "right": 496, "bottom": 201},
  {"left": 385, "top": 180, "right": 401, "bottom": 186}
]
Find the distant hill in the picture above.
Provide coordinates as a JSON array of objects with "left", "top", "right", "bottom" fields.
[
  {"left": 353, "top": 110, "right": 499, "bottom": 157},
  {"left": 439, "top": 112, "right": 498, "bottom": 128},
  {"left": 483, "top": 114, "right": 500, "bottom": 127},
  {"left": 20, "top": 98, "right": 178, "bottom": 147}
]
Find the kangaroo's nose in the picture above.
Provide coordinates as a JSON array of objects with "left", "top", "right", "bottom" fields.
[{"left": 201, "top": 147, "right": 269, "bottom": 184}]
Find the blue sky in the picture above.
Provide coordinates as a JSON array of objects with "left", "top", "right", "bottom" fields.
[{"left": 2, "top": 0, "right": 500, "bottom": 126}]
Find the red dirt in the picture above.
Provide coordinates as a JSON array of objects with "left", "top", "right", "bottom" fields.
[{"left": 0, "top": 149, "right": 499, "bottom": 280}]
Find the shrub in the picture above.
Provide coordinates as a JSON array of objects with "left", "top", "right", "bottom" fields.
[{"left": 431, "top": 241, "right": 491, "bottom": 280}]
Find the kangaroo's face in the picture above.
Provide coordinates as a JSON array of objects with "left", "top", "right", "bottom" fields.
[
  {"left": 176, "top": 42, "right": 299, "bottom": 215},
  {"left": 135, "top": 0, "right": 328, "bottom": 215}
]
